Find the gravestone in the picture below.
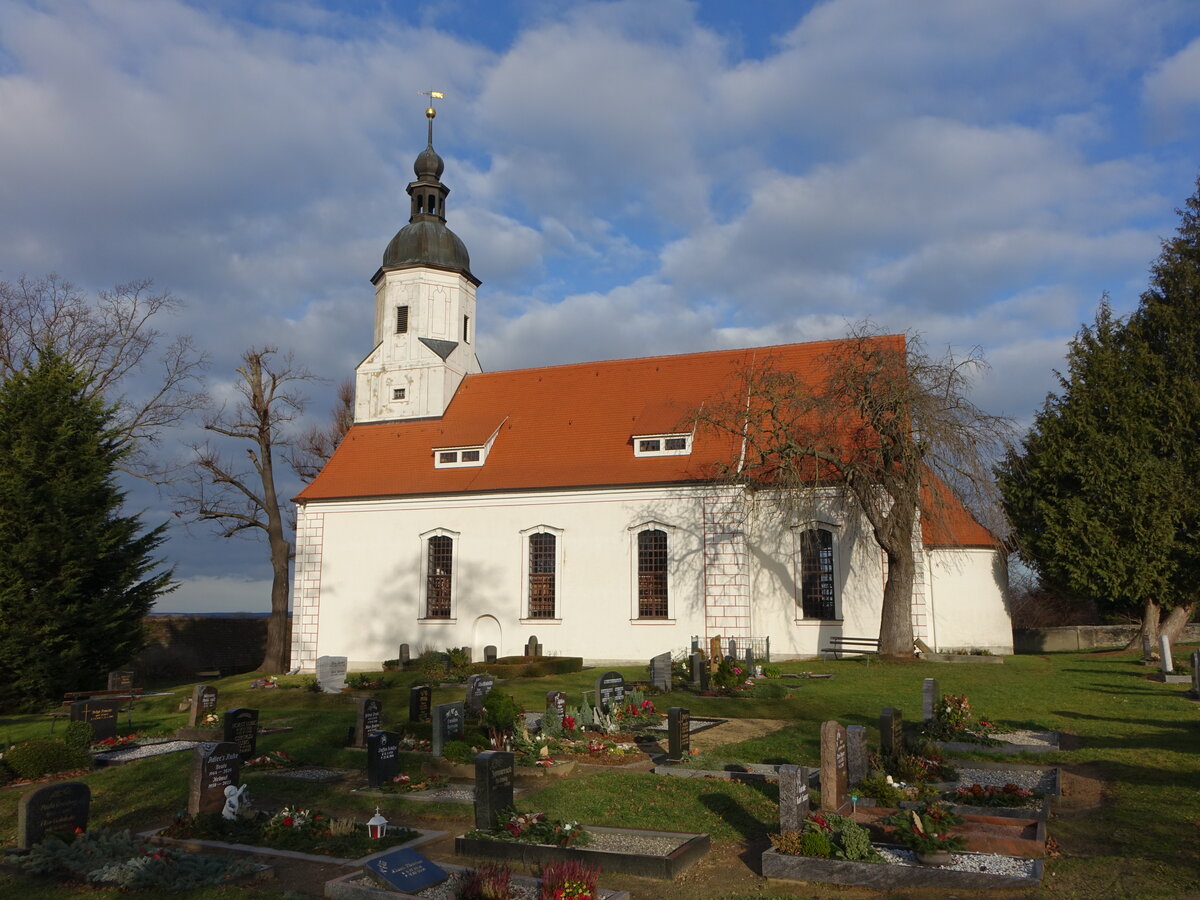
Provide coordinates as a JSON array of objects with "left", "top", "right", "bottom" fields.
[
  {"left": 777, "top": 765, "right": 811, "bottom": 833},
  {"left": 70, "top": 698, "right": 119, "bottom": 742},
  {"left": 728, "top": 638, "right": 737, "bottom": 660},
  {"left": 1192, "top": 650, "right": 1200, "bottom": 698},
  {"left": 474, "top": 750, "right": 515, "bottom": 830},
  {"left": 107, "top": 670, "right": 134, "bottom": 691},
  {"left": 1159, "top": 634, "right": 1174, "bottom": 673},
  {"left": 465, "top": 674, "right": 495, "bottom": 712},
  {"left": 398, "top": 643, "right": 410, "bottom": 665},
  {"left": 879, "top": 707, "right": 904, "bottom": 758},
  {"left": 188, "top": 741, "right": 240, "bottom": 816},
  {"left": 667, "top": 707, "right": 690, "bottom": 760},
  {"left": 484, "top": 645, "right": 498, "bottom": 664},
  {"left": 744, "top": 647, "right": 754, "bottom": 673},
  {"left": 699, "top": 661, "right": 711, "bottom": 692},
  {"left": 922, "top": 678, "right": 939, "bottom": 723},
  {"left": 1141, "top": 631, "right": 1153, "bottom": 659},
  {"left": 367, "top": 731, "right": 401, "bottom": 787},
  {"left": 409, "top": 685, "right": 431, "bottom": 723},
  {"left": 689, "top": 651, "right": 704, "bottom": 687},
  {"left": 17, "top": 782, "right": 90, "bottom": 850},
  {"left": 355, "top": 697, "right": 383, "bottom": 749},
  {"left": 819, "top": 720, "right": 849, "bottom": 813},
  {"left": 650, "top": 652, "right": 672, "bottom": 692},
  {"left": 365, "top": 847, "right": 448, "bottom": 893},
  {"left": 846, "top": 724, "right": 868, "bottom": 787},
  {"left": 222, "top": 708, "right": 259, "bottom": 760},
  {"left": 432, "top": 702, "right": 465, "bottom": 757},
  {"left": 316, "top": 655, "right": 348, "bottom": 693},
  {"left": 595, "top": 671, "right": 625, "bottom": 713},
  {"left": 546, "top": 691, "right": 566, "bottom": 717},
  {"left": 709, "top": 636, "right": 722, "bottom": 668},
  {"left": 187, "top": 685, "right": 219, "bottom": 728},
  {"left": 525, "top": 635, "right": 539, "bottom": 657}
]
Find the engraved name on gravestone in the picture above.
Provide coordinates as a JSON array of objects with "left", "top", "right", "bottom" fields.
[
  {"left": 1159, "top": 635, "right": 1174, "bottom": 673},
  {"left": 668, "top": 707, "right": 690, "bottom": 760},
  {"left": 922, "top": 678, "right": 939, "bottom": 723},
  {"left": 431, "top": 702, "right": 465, "bottom": 757},
  {"left": 465, "top": 674, "right": 495, "bottom": 713},
  {"left": 222, "top": 708, "right": 259, "bottom": 760},
  {"left": 880, "top": 707, "right": 903, "bottom": 758},
  {"left": 107, "top": 670, "right": 134, "bottom": 691},
  {"left": 188, "top": 685, "right": 219, "bottom": 728},
  {"left": 650, "top": 652, "right": 673, "bottom": 692},
  {"left": 595, "top": 671, "right": 625, "bottom": 713},
  {"left": 409, "top": 685, "right": 431, "bottom": 723},
  {"left": 546, "top": 691, "right": 566, "bottom": 717},
  {"left": 474, "top": 750, "right": 515, "bottom": 830},
  {"left": 367, "top": 731, "right": 401, "bottom": 787},
  {"left": 316, "top": 655, "right": 348, "bottom": 693},
  {"left": 17, "top": 782, "right": 90, "bottom": 850},
  {"left": 777, "top": 765, "right": 811, "bottom": 833},
  {"left": 484, "top": 645, "right": 497, "bottom": 664},
  {"left": 820, "top": 720, "right": 850, "bottom": 813},
  {"left": 846, "top": 725, "right": 868, "bottom": 787},
  {"left": 70, "top": 699, "right": 119, "bottom": 742},
  {"left": 188, "top": 742, "right": 240, "bottom": 816},
  {"left": 365, "top": 848, "right": 448, "bottom": 893},
  {"left": 355, "top": 697, "right": 383, "bottom": 748}
]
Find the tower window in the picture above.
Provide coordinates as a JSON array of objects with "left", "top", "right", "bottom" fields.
[
  {"left": 396, "top": 306, "right": 409, "bottom": 334},
  {"left": 392, "top": 388, "right": 406, "bottom": 401}
]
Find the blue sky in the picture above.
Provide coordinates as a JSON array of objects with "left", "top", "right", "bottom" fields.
[{"left": 1, "top": 0, "right": 1198, "bottom": 612}]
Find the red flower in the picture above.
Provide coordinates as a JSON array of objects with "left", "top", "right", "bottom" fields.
[{"left": 282, "top": 817, "right": 294, "bottom": 827}]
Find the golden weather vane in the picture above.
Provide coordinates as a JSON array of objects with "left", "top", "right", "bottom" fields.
[{"left": 419, "top": 90, "right": 445, "bottom": 119}]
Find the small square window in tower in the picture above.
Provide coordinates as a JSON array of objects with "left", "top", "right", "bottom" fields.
[
  {"left": 392, "top": 388, "right": 406, "bottom": 401},
  {"left": 395, "top": 305, "right": 409, "bottom": 334}
]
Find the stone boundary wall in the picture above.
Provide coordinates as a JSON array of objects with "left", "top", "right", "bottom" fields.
[
  {"left": 133, "top": 614, "right": 281, "bottom": 677},
  {"left": 1014, "top": 623, "right": 1200, "bottom": 653}
]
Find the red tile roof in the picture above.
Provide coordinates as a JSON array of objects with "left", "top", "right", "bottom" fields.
[{"left": 297, "top": 336, "right": 992, "bottom": 548}]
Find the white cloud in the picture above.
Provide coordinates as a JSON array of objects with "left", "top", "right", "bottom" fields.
[{"left": 1142, "top": 35, "right": 1200, "bottom": 140}]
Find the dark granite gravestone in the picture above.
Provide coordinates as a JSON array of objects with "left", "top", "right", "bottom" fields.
[
  {"left": 484, "top": 645, "right": 497, "bottom": 663},
  {"left": 744, "top": 647, "right": 754, "bottom": 673},
  {"left": 398, "top": 643, "right": 410, "bottom": 665},
  {"left": 432, "top": 701, "right": 465, "bottom": 757},
  {"left": 222, "top": 708, "right": 259, "bottom": 760},
  {"left": 595, "top": 671, "right": 625, "bottom": 713},
  {"left": 465, "top": 674, "right": 495, "bottom": 712},
  {"left": 188, "top": 741, "right": 240, "bottom": 816},
  {"left": 650, "top": 652, "right": 672, "bottom": 692},
  {"left": 365, "top": 847, "right": 449, "bottom": 893},
  {"left": 70, "top": 699, "right": 119, "bottom": 742},
  {"left": 1159, "top": 635, "right": 1174, "bottom": 673},
  {"left": 698, "top": 660, "right": 711, "bottom": 692},
  {"left": 188, "top": 685, "right": 219, "bottom": 728},
  {"left": 728, "top": 638, "right": 737, "bottom": 660},
  {"left": 107, "top": 670, "right": 134, "bottom": 691},
  {"left": 409, "top": 684, "right": 431, "bottom": 723},
  {"left": 546, "top": 691, "right": 566, "bottom": 717},
  {"left": 777, "top": 765, "right": 811, "bottom": 832},
  {"left": 922, "top": 678, "right": 939, "bottom": 723},
  {"left": 1192, "top": 650, "right": 1200, "bottom": 698},
  {"left": 17, "top": 782, "right": 90, "bottom": 850},
  {"left": 367, "top": 731, "right": 401, "bottom": 787},
  {"left": 355, "top": 697, "right": 383, "bottom": 749},
  {"left": 880, "top": 707, "right": 904, "bottom": 758},
  {"left": 316, "top": 655, "right": 348, "bottom": 693},
  {"left": 689, "top": 651, "right": 704, "bottom": 687},
  {"left": 474, "top": 750, "right": 515, "bottom": 830},
  {"left": 667, "top": 707, "right": 690, "bottom": 760},
  {"left": 820, "top": 720, "right": 849, "bottom": 813},
  {"left": 846, "top": 724, "right": 868, "bottom": 787}
]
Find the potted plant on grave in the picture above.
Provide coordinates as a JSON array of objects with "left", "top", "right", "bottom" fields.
[{"left": 882, "top": 800, "right": 965, "bottom": 865}]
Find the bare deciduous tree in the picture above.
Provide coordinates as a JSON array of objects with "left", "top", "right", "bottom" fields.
[
  {"left": 696, "top": 326, "right": 1010, "bottom": 657},
  {"left": 289, "top": 377, "right": 354, "bottom": 483},
  {"left": 0, "top": 274, "right": 206, "bottom": 480},
  {"left": 182, "top": 348, "right": 314, "bottom": 673}
]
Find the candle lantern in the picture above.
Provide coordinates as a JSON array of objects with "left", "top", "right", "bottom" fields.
[{"left": 367, "top": 807, "right": 388, "bottom": 840}]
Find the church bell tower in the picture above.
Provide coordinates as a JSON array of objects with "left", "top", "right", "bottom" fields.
[{"left": 355, "top": 98, "right": 481, "bottom": 423}]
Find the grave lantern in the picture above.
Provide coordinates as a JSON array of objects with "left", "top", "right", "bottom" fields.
[{"left": 367, "top": 807, "right": 388, "bottom": 840}]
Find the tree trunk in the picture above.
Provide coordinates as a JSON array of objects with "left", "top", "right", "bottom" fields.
[
  {"left": 261, "top": 534, "right": 291, "bottom": 673},
  {"left": 1124, "top": 598, "right": 1161, "bottom": 655},
  {"left": 1160, "top": 602, "right": 1196, "bottom": 646},
  {"left": 878, "top": 542, "right": 916, "bottom": 657}
]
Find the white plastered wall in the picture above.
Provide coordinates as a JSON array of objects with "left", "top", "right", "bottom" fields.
[{"left": 925, "top": 548, "right": 1013, "bottom": 654}]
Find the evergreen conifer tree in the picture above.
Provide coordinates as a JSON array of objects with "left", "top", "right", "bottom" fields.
[{"left": 0, "top": 351, "right": 172, "bottom": 711}]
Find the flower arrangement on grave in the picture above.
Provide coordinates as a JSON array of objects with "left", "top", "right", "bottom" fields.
[
  {"left": 166, "top": 806, "right": 417, "bottom": 857},
  {"left": 346, "top": 672, "right": 387, "bottom": 689},
  {"left": 882, "top": 801, "right": 966, "bottom": 854},
  {"left": 612, "top": 691, "right": 664, "bottom": 727},
  {"left": 249, "top": 675, "right": 278, "bottom": 689},
  {"left": 538, "top": 859, "right": 601, "bottom": 900},
  {"left": 953, "top": 782, "right": 1038, "bottom": 807},
  {"left": 926, "top": 694, "right": 1001, "bottom": 745},
  {"left": 199, "top": 712, "right": 220, "bottom": 727},
  {"left": 91, "top": 733, "right": 138, "bottom": 751},
  {"left": 855, "top": 772, "right": 935, "bottom": 806},
  {"left": 770, "top": 812, "right": 881, "bottom": 862},
  {"left": 243, "top": 749, "right": 294, "bottom": 769},
  {"left": 381, "top": 773, "right": 449, "bottom": 793},
  {"left": 478, "top": 811, "right": 589, "bottom": 848},
  {"left": 894, "top": 743, "right": 957, "bottom": 784}
]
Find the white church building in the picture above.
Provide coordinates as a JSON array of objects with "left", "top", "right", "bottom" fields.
[{"left": 289, "top": 110, "right": 1012, "bottom": 669}]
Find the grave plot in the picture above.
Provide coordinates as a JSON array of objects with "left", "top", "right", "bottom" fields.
[
  {"left": 921, "top": 680, "right": 1062, "bottom": 754},
  {"left": 761, "top": 846, "right": 1042, "bottom": 890}
]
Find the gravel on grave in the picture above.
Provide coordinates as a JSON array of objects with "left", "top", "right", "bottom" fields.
[
  {"left": 990, "top": 729, "right": 1058, "bottom": 747},
  {"left": 93, "top": 739, "right": 197, "bottom": 763},
  {"left": 405, "top": 787, "right": 474, "bottom": 803},
  {"left": 259, "top": 767, "right": 349, "bottom": 782},
  {"left": 875, "top": 846, "right": 1038, "bottom": 878},
  {"left": 954, "top": 766, "right": 1057, "bottom": 793}
]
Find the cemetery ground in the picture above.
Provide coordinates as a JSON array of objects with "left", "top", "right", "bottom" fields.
[{"left": 0, "top": 647, "right": 1197, "bottom": 899}]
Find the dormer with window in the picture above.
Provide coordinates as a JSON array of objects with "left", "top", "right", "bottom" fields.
[
  {"left": 432, "top": 418, "right": 504, "bottom": 469},
  {"left": 633, "top": 432, "right": 692, "bottom": 457}
]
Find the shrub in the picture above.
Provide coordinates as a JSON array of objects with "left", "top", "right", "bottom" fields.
[
  {"left": 454, "top": 862, "right": 512, "bottom": 900},
  {"left": 5, "top": 738, "right": 91, "bottom": 779},
  {"left": 751, "top": 680, "right": 788, "bottom": 699},
  {"left": 761, "top": 663, "right": 782, "bottom": 678},
  {"left": 539, "top": 709, "right": 563, "bottom": 738},
  {"left": 538, "top": 858, "right": 599, "bottom": 900},
  {"left": 443, "top": 740, "right": 477, "bottom": 765},
  {"left": 62, "top": 721, "right": 95, "bottom": 755}
]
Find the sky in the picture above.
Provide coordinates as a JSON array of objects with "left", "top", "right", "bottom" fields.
[{"left": 1, "top": 0, "right": 1198, "bottom": 613}]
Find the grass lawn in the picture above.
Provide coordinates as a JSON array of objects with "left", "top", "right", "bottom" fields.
[{"left": 1, "top": 648, "right": 1198, "bottom": 898}]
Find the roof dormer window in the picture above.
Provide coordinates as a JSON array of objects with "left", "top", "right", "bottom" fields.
[
  {"left": 633, "top": 433, "right": 692, "bottom": 457},
  {"left": 435, "top": 446, "right": 486, "bottom": 468}
]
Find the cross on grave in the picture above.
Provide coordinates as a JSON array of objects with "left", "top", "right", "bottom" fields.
[{"left": 70, "top": 698, "right": 119, "bottom": 742}]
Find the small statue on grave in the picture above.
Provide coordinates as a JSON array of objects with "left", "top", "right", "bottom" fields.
[{"left": 222, "top": 783, "right": 249, "bottom": 821}]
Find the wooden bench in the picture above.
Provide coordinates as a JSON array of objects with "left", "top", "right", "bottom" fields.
[{"left": 822, "top": 637, "right": 881, "bottom": 659}]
